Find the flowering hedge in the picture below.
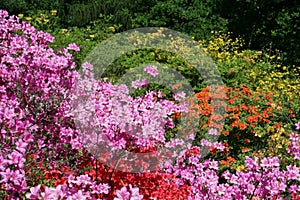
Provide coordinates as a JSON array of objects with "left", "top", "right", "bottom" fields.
[{"left": 0, "top": 10, "right": 300, "bottom": 200}]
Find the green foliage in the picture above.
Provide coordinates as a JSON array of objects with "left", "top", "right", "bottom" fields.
[
  {"left": 0, "top": 0, "right": 60, "bottom": 14},
  {"left": 18, "top": 10, "right": 118, "bottom": 68},
  {"left": 103, "top": 48, "right": 206, "bottom": 91},
  {"left": 132, "top": 0, "right": 228, "bottom": 40},
  {"left": 24, "top": 10, "right": 61, "bottom": 31},
  {"left": 2, "top": 0, "right": 299, "bottom": 66},
  {"left": 218, "top": 0, "right": 300, "bottom": 66},
  {"left": 0, "top": 0, "right": 27, "bottom": 14},
  {"left": 49, "top": 19, "right": 117, "bottom": 67}
]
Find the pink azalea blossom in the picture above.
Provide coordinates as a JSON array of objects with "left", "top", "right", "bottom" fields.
[
  {"left": 67, "top": 43, "right": 80, "bottom": 52},
  {"left": 25, "top": 185, "right": 41, "bottom": 199},
  {"left": 295, "top": 122, "right": 300, "bottom": 130},
  {"left": 144, "top": 65, "right": 158, "bottom": 77}
]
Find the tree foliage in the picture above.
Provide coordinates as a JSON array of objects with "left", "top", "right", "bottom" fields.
[{"left": 0, "top": 0, "right": 299, "bottom": 65}]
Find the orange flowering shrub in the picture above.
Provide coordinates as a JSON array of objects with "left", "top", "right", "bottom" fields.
[{"left": 174, "top": 84, "right": 297, "bottom": 171}]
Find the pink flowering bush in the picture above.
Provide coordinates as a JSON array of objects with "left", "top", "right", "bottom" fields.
[
  {"left": 168, "top": 149, "right": 300, "bottom": 199},
  {"left": 114, "top": 184, "right": 143, "bottom": 200},
  {"left": 0, "top": 9, "right": 187, "bottom": 199},
  {"left": 0, "top": 9, "right": 84, "bottom": 198},
  {"left": 0, "top": 10, "right": 300, "bottom": 200},
  {"left": 25, "top": 174, "right": 110, "bottom": 199}
]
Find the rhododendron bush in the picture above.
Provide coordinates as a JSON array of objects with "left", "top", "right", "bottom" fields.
[{"left": 0, "top": 10, "right": 300, "bottom": 200}]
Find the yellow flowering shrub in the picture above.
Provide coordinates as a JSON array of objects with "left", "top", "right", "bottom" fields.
[{"left": 200, "top": 31, "right": 300, "bottom": 100}]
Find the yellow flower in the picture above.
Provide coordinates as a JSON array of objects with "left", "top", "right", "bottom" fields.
[
  {"left": 51, "top": 10, "right": 57, "bottom": 16},
  {"left": 278, "top": 128, "right": 285, "bottom": 134},
  {"left": 109, "top": 26, "right": 115, "bottom": 32},
  {"left": 61, "top": 29, "right": 68, "bottom": 33},
  {"left": 255, "top": 132, "right": 262, "bottom": 137},
  {"left": 267, "top": 126, "right": 274, "bottom": 133},
  {"left": 18, "top": 14, "right": 24, "bottom": 19},
  {"left": 89, "top": 35, "right": 95, "bottom": 38},
  {"left": 178, "top": 66, "right": 185, "bottom": 71},
  {"left": 236, "top": 165, "right": 245, "bottom": 172},
  {"left": 35, "top": 17, "right": 41, "bottom": 24},
  {"left": 25, "top": 17, "right": 32, "bottom": 21}
]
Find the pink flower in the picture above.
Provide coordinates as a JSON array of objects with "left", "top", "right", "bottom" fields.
[
  {"left": 114, "top": 186, "right": 130, "bottom": 200},
  {"left": 7, "top": 151, "right": 25, "bottom": 168},
  {"left": 295, "top": 122, "right": 300, "bottom": 130},
  {"left": 285, "top": 165, "right": 300, "bottom": 181},
  {"left": 91, "top": 183, "right": 110, "bottom": 194},
  {"left": 3, "top": 107, "right": 15, "bottom": 119},
  {"left": 173, "top": 91, "right": 186, "bottom": 101},
  {"left": 26, "top": 185, "right": 41, "bottom": 199},
  {"left": 131, "top": 79, "right": 148, "bottom": 89},
  {"left": 289, "top": 185, "right": 300, "bottom": 194},
  {"left": 128, "top": 184, "right": 143, "bottom": 200},
  {"left": 41, "top": 185, "right": 64, "bottom": 200},
  {"left": 114, "top": 184, "right": 143, "bottom": 200},
  {"left": 208, "top": 128, "right": 218, "bottom": 135},
  {"left": 67, "top": 43, "right": 80, "bottom": 52},
  {"left": 144, "top": 65, "right": 158, "bottom": 77},
  {"left": 66, "top": 190, "right": 87, "bottom": 200}
]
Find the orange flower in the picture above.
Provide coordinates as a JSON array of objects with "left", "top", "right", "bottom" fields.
[
  {"left": 262, "top": 111, "right": 269, "bottom": 118},
  {"left": 210, "top": 114, "right": 223, "bottom": 122},
  {"left": 239, "top": 104, "right": 248, "bottom": 111},
  {"left": 238, "top": 123, "right": 247, "bottom": 130},
  {"left": 172, "top": 83, "right": 182, "bottom": 90},
  {"left": 266, "top": 107, "right": 273, "bottom": 113},
  {"left": 228, "top": 97, "right": 237, "bottom": 104},
  {"left": 177, "top": 126, "right": 183, "bottom": 131},
  {"left": 273, "top": 123, "right": 281, "bottom": 129},
  {"left": 220, "top": 160, "right": 229, "bottom": 166},
  {"left": 247, "top": 116, "right": 258, "bottom": 123},
  {"left": 227, "top": 156, "right": 235, "bottom": 162},
  {"left": 241, "top": 85, "right": 252, "bottom": 96},
  {"left": 172, "top": 112, "right": 181, "bottom": 120},
  {"left": 231, "top": 120, "right": 239, "bottom": 128},
  {"left": 213, "top": 86, "right": 228, "bottom": 99},
  {"left": 289, "top": 109, "right": 296, "bottom": 117},
  {"left": 242, "top": 148, "right": 250, "bottom": 153},
  {"left": 244, "top": 138, "right": 250, "bottom": 143},
  {"left": 223, "top": 130, "right": 230, "bottom": 136}
]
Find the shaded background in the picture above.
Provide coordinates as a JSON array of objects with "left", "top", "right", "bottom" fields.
[{"left": 1, "top": 0, "right": 299, "bottom": 66}]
